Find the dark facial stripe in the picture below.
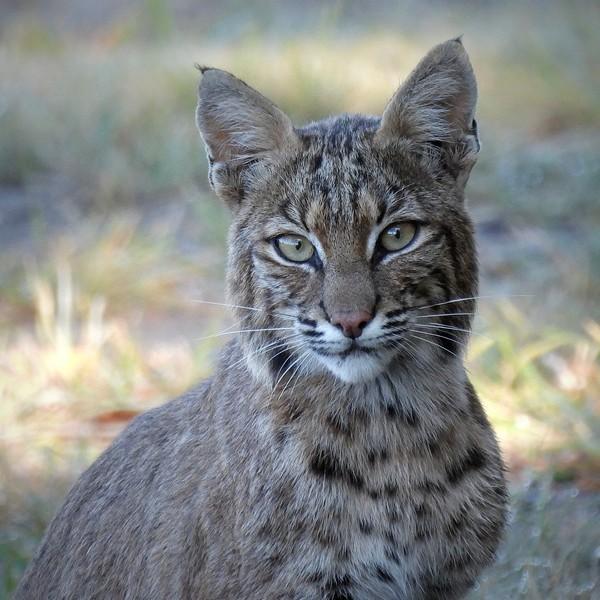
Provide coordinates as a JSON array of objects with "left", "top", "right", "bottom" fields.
[
  {"left": 298, "top": 317, "right": 317, "bottom": 328},
  {"left": 385, "top": 308, "right": 406, "bottom": 319},
  {"left": 301, "top": 329, "right": 323, "bottom": 338}
]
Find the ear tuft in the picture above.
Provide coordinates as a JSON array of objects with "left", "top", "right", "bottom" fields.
[
  {"left": 194, "top": 63, "right": 212, "bottom": 74},
  {"left": 375, "top": 39, "right": 480, "bottom": 187}
]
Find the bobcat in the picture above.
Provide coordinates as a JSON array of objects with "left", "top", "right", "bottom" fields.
[{"left": 16, "top": 39, "right": 507, "bottom": 599}]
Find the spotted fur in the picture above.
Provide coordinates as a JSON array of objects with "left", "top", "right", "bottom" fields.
[{"left": 16, "top": 39, "right": 507, "bottom": 600}]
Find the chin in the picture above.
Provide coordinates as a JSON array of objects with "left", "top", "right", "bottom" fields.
[{"left": 317, "top": 352, "right": 390, "bottom": 384}]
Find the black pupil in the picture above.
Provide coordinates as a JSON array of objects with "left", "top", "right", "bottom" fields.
[
  {"left": 391, "top": 228, "right": 400, "bottom": 239},
  {"left": 294, "top": 240, "right": 302, "bottom": 250}
]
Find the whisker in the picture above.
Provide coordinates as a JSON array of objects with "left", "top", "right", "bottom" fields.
[
  {"left": 413, "top": 294, "right": 533, "bottom": 312},
  {"left": 192, "top": 299, "right": 296, "bottom": 320},
  {"left": 407, "top": 333, "right": 459, "bottom": 358},
  {"left": 276, "top": 350, "right": 312, "bottom": 403},
  {"left": 271, "top": 346, "right": 309, "bottom": 399},
  {"left": 270, "top": 344, "right": 303, "bottom": 393},
  {"left": 411, "top": 322, "right": 492, "bottom": 341},
  {"left": 406, "top": 328, "right": 468, "bottom": 349},
  {"left": 389, "top": 338, "right": 421, "bottom": 366},
  {"left": 223, "top": 335, "right": 302, "bottom": 373},
  {"left": 411, "top": 312, "right": 476, "bottom": 319},
  {"left": 195, "top": 327, "right": 295, "bottom": 342}
]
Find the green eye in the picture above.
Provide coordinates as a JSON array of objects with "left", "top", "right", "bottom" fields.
[
  {"left": 379, "top": 222, "right": 418, "bottom": 252},
  {"left": 274, "top": 234, "right": 315, "bottom": 262}
]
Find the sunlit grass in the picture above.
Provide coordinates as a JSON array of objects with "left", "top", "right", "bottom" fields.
[{"left": 472, "top": 306, "right": 600, "bottom": 481}]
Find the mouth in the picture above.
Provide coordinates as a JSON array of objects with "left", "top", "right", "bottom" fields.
[{"left": 309, "top": 339, "right": 377, "bottom": 359}]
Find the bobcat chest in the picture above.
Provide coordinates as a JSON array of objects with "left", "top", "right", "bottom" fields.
[{"left": 243, "top": 409, "right": 505, "bottom": 600}]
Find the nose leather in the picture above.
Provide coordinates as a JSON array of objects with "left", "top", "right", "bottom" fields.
[{"left": 330, "top": 309, "right": 373, "bottom": 339}]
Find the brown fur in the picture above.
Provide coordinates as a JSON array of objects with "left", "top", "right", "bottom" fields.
[{"left": 16, "top": 39, "right": 507, "bottom": 599}]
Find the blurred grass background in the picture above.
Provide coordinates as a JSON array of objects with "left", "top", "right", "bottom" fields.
[{"left": 0, "top": 0, "right": 599, "bottom": 597}]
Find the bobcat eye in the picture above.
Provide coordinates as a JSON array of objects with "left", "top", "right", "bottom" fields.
[
  {"left": 273, "top": 234, "right": 315, "bottom": 263},
  {"left": 379, "top": 222, "right": 418, "bottom": 252}
]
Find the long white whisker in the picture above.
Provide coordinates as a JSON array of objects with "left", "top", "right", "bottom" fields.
[
  {"left": 270, "top": 345, "right": 303, "bottom": 393},
  {"left": 192, "top": 299, "right": 296, "bottom": 320},
  {"left": 271, "top": 346, "right": 309, "bottom": 400},
  {"left": 407, "top": 333, "right": 459, "bottom": 358},
  {"left": 411, "top": 312, "right": 476, "bottom": 319},
  {"left": 276, "top": 350, "right": 311, "bottom": 404},
  {"left": 411, "top": 322, "right": 492, "bottom": 341},
  {"left": 389, "top": 338, "right": 422, "bottom": 367},
  {"left": 223, "top": 335, "right": 302, "bottom": 373},
  {"left": 414, "top": 294, "right": 532, "bottom": 312},
  {"left": 195, "top": 327, "right": 295, "bottom": 342},
  {"left": 406, "top": 328, "right": 468, "bottom": 349}
]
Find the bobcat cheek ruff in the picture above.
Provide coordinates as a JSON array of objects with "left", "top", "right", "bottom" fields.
[{"left": 17, "top": 40, "right": 506, "bottom": 600}]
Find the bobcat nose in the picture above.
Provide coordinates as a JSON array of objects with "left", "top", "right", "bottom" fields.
[{"left": 330, "top": 310, "right": 373, "bottom": 339}]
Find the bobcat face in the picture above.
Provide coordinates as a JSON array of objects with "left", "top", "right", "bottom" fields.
[{"left": 197, "top": 39, "right": 480, "bottom": 385}]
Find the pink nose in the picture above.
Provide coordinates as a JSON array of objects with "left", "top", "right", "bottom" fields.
[{"left": 330, "top": 310, "right": 373, "bottom": 339}]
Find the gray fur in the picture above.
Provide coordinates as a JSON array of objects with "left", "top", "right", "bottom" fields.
[{"left": 16, "top": 39, "right": 507, "bottom": 600}]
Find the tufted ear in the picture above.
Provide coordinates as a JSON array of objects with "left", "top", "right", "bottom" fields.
[
  {"left": 196, "top": 67, "right": 300, "bottom": 208},
  {"left": 375, "top": 39, "right": 480, "bottom": 189}
]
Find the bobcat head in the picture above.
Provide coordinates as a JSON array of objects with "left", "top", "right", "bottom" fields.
[{"left": 196, "top": 39, "right": 480, "bottom": 384}]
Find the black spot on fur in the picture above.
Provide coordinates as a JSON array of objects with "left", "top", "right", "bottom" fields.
[
  {"left": 307, "top": 571, "right": 324, "bottom": 583},
  {"left": 323, "top": 572, "right": 354, "bottom": 600},
  {"left": 445, "top": 509, "right": 468, "bottom": 538},
  {"left": 414, "top": 502, "right": 427, "bottom": 519},
  {"left": 367, "top": 447, "right": 389, "bottom": 464},
  {"left": 325, "top": 413, "right": 353, "bottom": 438},
  {"left": 415, "top": 520, "right": 433, "bottom": 541},
  {"left": 384, "top": 530, "right": 397, "bottom": 545},
  {"left": 375, "top": 565, "right": 394, "bottom": 583},
  {"left": 326, "top": 592, "right": 353, "bottom": 600},
  {"left": 417, "top": 479, "right": 447, "bottom": 495},
  {"left": 384, "top": 402, "right": 419, "bottom": 427},
  {"left": 385, "top": 547, "right": 401, "bottom": 564},
  {"left": 309, "top": 448, "right": 364, "bottom": 490},
  {"left": 324, "top": 573, "right": 353, "bottom": 589},
  {"left": 312, "top": 153, "right": 323, "bottom": 171},
  {"left": 274, "top": 427, "right": 288, "bottom": 447},
  {"left": 426, "top": 436, "right": 442, "bottom": 456},
  {"left": 358, "top": 518, "right": 373, "bottom": 534},
  {"left": 446, "top": 446, "right": 486, "bottom": 485},
  {"left": 384, "top": 483, "right": 398, "bottom": 497}
]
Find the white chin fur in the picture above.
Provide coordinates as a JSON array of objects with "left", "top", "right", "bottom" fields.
[{"left": 316, "top": 353, "right": 388, "bottom": 383}]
